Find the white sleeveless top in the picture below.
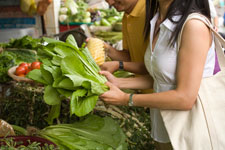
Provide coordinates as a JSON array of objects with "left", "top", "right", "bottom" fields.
[{"left": 144, "top": 13, "right": 215, "bottom": 143}]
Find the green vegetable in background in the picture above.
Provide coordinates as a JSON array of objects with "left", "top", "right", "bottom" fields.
[
  {"left": 1, "top": 35, "right": 41, "bottom": 50},
  {"left": 12, "top": 115, "right": 128, "bottom": 150},
  {"left": 59, "top": 0, "right": 91, "bottom": 23},
  {"left": 3, "top": 49, "right": 37, "bottom": 64},
  {"left": 27, "top": 35, "right": 108, "bottom": 122},
  {"left": 0, "top": 54, "right": 15, "bottom": 83},
  {"left": 39, "top": 115, "right": 128, "bottom": 150},
  {"left": 94, "top": 7, "right": 124, "bottom": 26},
  {"left": 100, "top": 18, "right": 111, "bottom": 26},
  {"left": 0, "top": 36, "right": 40, "bottom": 83}
]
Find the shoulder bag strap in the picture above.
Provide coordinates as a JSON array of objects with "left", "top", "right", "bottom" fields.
[{"left": 177, "top": 13, "right": 225, "bottom": 70}]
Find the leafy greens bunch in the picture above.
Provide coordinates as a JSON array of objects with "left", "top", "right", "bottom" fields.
[
  {"left": 27, "top": 35, "right": 108, "bottom": 123},
  {"left": 39, "top": 115, "right": 128, "bottom": 150},
  {"left": 1, "top": 35, "right": 41, "bottom": 50}
]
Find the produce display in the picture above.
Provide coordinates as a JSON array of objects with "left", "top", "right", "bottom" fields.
[
  {"left": 59, "top": 0, "right": 91, "bottom": 23},
  {"left": 0, "top": 1, "right": 154, "bottom": 147},
  {"left": 0, "top": 48, "right": 37, "bottom": 83},
  {"left": 58, "top": 0, "right": 123, "bottom": 28},
  {"left": 93, "top": 8, "right": 123, "bottom": 27}
]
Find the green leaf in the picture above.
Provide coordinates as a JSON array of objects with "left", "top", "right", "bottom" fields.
[
  {"left": 61, "top": 55, "right": 101, "bottom": 83},
  {"left": 69, "top": 116, "right": 128, "bottom": 149},
  {"left": 44, "top": 85, "right": 62, "bottom": 105},
  {"left": 26, "top": 69, "right": 48, "bottom": 85},
  {"left": 57, "top": 77, "right": 77, "bottom": 90},
  {"left": 61, "top": 55, "right": 85, "bottom": 76},
  {"left": 45, "top": 104, "right": 61, "bottom": 125},
  {"left": 70, "top": 89, "right": 98, "bottom": 117},
  {"left": 66, "top": 34, "right": 78, "bottom": 48},
  {"left": 41, "top": 65, "right": 53, "bottom": 85},
  {"left": 41, "top": 58, "right": 53, "bottom": 66},
  {"left": 57, "top": 89, "right": 73, "bottom": 98},
  {"left": 38, "top": 46, "right": 56, "bottom": 58},
  {"left": 51, "top": 66, "right": 62, "bottom": 80},
  {"left": 51, "top": 55, "right": 62, "bottom": 66},
  {"left": 65, "top": 74, "right": 106, "bottom": 95},
  {"left": 53, "top": 45, "right": 75, "bottom": 57},
  {"left": 65, "top": 74, "right": 90, "bottom": 89}
]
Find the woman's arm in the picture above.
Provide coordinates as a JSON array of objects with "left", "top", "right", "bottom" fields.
[
  {"left": 100, "top": 71, "right": 154, "bottom": 89},
  {"left": 131, "top": 19, "right": 212, "bottom": 110},
  {"left": 101, "top": 19, "right": 212, "bottom": 110}
]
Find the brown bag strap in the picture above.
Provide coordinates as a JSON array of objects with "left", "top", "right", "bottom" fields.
[{"left": 177, "top": 13, "right": 225, "bottom": 70}]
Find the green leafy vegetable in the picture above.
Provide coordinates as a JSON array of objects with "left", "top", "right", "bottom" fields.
[
  {"left": 1, "top": 35, "right": 41, "bottom": 50},
  {"left": 27, "top": 35, "right": 108, "bottom": 119},
  {"left": 2, "top": 49, "right": 37, "bottom": 64},
  {"left": 39, "top": 115, "right": 128, "bottom": 150},
  {"left": 0, "top": 54, "right": 15, "bottom": 83}
]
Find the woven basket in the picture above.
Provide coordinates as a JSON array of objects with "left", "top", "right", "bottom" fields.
[{"left": 8, "top": 66, "right": 33, "bottom": 83}]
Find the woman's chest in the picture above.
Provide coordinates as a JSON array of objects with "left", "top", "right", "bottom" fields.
[{"left": 144, "top": 30, "right": 178, "bottom": 84}]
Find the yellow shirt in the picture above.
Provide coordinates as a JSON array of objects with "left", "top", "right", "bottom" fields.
[
  {"left": 122, "top": 0, "right": 149, "bottom": 62},
  {"left": 123, "top": 0, "right": 153, "bottom": 93}
]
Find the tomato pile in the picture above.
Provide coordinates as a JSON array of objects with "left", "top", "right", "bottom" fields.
[{"left": 15, "top": 61, "right": 41, "bottom": 77}]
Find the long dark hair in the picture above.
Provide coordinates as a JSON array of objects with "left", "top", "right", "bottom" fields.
[{"left": 144, "top": 0, "right": 211, "bottom": 46}]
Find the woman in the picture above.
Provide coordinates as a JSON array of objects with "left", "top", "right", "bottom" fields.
[{"left": 100, "top": 0, "right": 215, "bottom": 149}]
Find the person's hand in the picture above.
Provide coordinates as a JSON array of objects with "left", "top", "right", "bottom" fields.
[
  {"left": 99, "top": 70, "right": 119, "bottom": 87},
  {"left": 100, "top": 61, "right": 119, "bottom": 73},
  {"left": 100, "top": 82, "right": 129, "bottom": 106},
  {"left": 103, "top": 42, "right": 111, "bottom": 51}
]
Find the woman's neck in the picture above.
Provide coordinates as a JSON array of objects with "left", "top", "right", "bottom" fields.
[{"left": 158, "top": 0, "right": 174, "bottom": 22}]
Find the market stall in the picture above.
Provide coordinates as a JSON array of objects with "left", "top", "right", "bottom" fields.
[{"left": 0, "top": 0, "right": 154, "bottom": 149}]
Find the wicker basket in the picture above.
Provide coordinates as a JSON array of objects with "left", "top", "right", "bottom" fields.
[{"left": 7, "top": 66, "right": 33, "bottom": 83}]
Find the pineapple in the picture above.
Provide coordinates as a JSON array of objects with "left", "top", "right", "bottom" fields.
[{"left": 87, "top": 38, "right": 105, "bottom": 66}]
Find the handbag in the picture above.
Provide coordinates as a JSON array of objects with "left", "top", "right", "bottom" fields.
[{"left": 160, "top": 13, "right": 225, "bottom": 150}]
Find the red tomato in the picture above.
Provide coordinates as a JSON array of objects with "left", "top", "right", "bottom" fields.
[
  {"left": 15, "top": 66, "right": 26, "bottom": 76},
  {"left": 19, "top": 62, "right": 29, "bottom": 70},
  {"left": 25, "top": 68, "right": 32, "bottom": 75},
  {"left": 31, "top": 61, "right": 41, "bottom": 70}
]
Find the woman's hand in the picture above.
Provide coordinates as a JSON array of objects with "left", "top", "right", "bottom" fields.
[
  {"left": 99, "top": 71, "right": 119, "bottom": 87},
  {"left": 100, "top": 82, "right": 129, "bottom": 106},
  {"left": 100, "top": 61, "right": 119, "bottom": 73}
]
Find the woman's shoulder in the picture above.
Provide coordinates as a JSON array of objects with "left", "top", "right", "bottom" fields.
[
  {"left": 183, "top": 18, "right": 211, "bottom": 38},
  {"left": 184, "top": 18, "right": 209, "bottom": 32}
]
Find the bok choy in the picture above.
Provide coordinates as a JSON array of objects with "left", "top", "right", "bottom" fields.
[
  {"left": 39, "top": 115, "right": 128, "bottom": 150},
  {"left": 27, "top": 35, "right": 108, "bottom": 122}
]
